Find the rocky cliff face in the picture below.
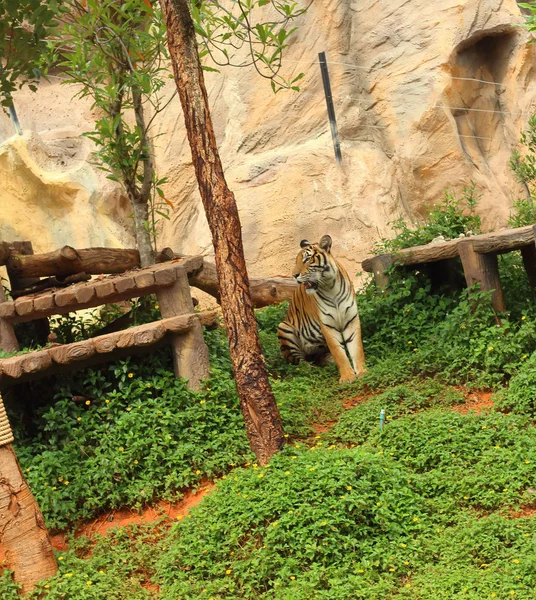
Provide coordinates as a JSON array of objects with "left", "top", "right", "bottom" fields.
[{"left": 0, "top": 0, "right": 534, "bottom": 281}]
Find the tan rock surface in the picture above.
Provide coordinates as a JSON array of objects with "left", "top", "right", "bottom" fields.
[{"left": 1, "top": 0, "right": 535, "bottom": 282}]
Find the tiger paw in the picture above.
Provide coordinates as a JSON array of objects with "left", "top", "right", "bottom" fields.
[{"left": 339, "top": 373, "right": 356, "bottom": 384}]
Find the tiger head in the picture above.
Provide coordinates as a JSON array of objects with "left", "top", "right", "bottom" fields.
[{"left": 293, "top": 234, "right": 335, "bottom": 293}]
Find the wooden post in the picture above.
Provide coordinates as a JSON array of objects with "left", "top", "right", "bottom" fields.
[
  {"left": 0, "top": 284, "right": 18, "bottom": 354},
  {"left": 368, "top": 255, "right": 394, "bottom": 290},
  {"left": 521, "top": 226, "right": 536, "bottom": 290},
  {"left": 156, "top": 270, "right": 210, "bottom": 390},
  {"left": 458, "top": 240, "right": 506, "bottom": 312}
]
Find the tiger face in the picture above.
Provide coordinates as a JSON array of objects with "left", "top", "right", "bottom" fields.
[{"left": 293, "top": 235, "right": 335, "bottom": 294}]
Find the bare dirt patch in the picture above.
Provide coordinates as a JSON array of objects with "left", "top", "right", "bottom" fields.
[
  {"left": 0, "top": 481, "right": 214, "bottom": 565},
  {"left": 452, "top": 390, "right": 494, "bottom": 414}
]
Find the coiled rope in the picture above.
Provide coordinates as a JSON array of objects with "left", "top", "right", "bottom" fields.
[{"left": 0, "top": 393, "right": 14, "bottom": 446}]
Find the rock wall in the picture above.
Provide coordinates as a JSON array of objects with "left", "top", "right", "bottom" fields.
[{"left": 0, "top": 0, "right": 535, "bottom": 281}]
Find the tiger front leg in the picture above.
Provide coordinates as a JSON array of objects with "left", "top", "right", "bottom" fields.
[
  {"left": 277, "top": 322, "right": 306, "bottom": 365},
  {"left": 348, "top": 312, "right": 366, "bottom": 377},
  {"left": 321, "top": 326, "right": 356, "bottom": 383}
]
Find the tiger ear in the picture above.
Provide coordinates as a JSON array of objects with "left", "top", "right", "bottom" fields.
[
  {"left": 319, "top": 235, "right": 332, "bottom": 252},
  {"left": 300, "top": 239, "right": 311, "bottom": 248}
]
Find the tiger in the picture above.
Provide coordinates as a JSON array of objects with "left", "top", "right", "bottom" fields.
[{"left": 277, "top": 235, "right": 366, "bottom": 383}]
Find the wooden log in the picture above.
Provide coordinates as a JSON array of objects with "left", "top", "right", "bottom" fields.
[
  {"left": 134, "top": 271, "right": 155, "bottom": 289},
  {"left": 0, "top": 302, "right": 15, "bottom": 319},
  {"left": 368, "top": 255, "right": 394, "bottom": 290},
  {"left": 33, "top": 294, "right": 55, "bottom": 314},
  {"left": 116, "top": 322, "right": 166, "bottom": 348},
  {"left": 470, "top": 225, "right": 534, "bottom": 254},
  {"left": 11, "top": 273, "right": 91, "bottom": 298},
  {"left": 458, "top": 241, "right": 506, "bottom": 312},
  {"left": 94, "top": 280, "right": 116, "bottom": 299},
  {"left": 156, "top": 270, "right": 210, "bottom": 390},
  {"left": 114, "top": 275, "right": 137, "bottom": 294},
  {"left": 54, "top": 286, "right": 79, "bottom": 308},
  {"left": 6, "top": 247, "right": 140, "bottom": 278},
  {"left": 5, "top": 241, "right": 50, "bottom": 345},
  {"left": 49, "top": 340, "right": 96, "bottom": 365},
  {"left": 75, "top": 282, "right": 96, "bottom": 304},
  {"left": 13, "top": 297, "right": 34, "bottom": 317},
  {"left": 93, "top": 332, "right": 120, "bottom": 354},
  {"left": 185, "top": 259, "right": 296, "bottom": 307}
]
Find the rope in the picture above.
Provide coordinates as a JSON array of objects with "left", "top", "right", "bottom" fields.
[{"left": 0, "top": 394, "right": 14, "bottom": 446}]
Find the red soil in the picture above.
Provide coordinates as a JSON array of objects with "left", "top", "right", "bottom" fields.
[
  {"left": 452, "top": 390, "right": 494, "bottom": 414},
  {"left": 0, "top": 481, "right": 214, "bottom": 565}
]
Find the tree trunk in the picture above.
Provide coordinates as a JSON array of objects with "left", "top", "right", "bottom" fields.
[
  {"left": 130, "top": 195, "right": 155, "bottom": 267},
  {"left": 0, "top": 417, "right": 58, "bottom": 594},
  {"left": 160, "top": 0, "right": 285, "bottom": 464}
]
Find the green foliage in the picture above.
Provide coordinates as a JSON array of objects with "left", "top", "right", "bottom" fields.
[
  {"left": 0, "top": 0, "right": 60, "bottom": 105},
  {"left": 367, "top": 410, "right": 536, "bottom": 512},
  {"left": 27, "top": 526, "right": 161, "bottom": 600},
  {"left": 156, "top": 447, "right": 428, "bottom": 599},
  {"left": 326, "top": 381, "right": 464, "bottom": 445},
  {"left": 374, "top": 182, "right": 481, "bottom": 253},
  {"left": 508, "top": 198, "right": 536, "bottom": 228},
  {"left": 16, "top": 348, "right": 252, "bottom": 530},
  {"left": 192, "top": 0, "right": 309, "bottom": 92},
  {"left": 51, "top": 0, "right": 171, "bottom": 256},
  {"left": 493, "top": 350, "right": 536, "bottom": 417},
  {"left": 0, "top": 569, "right": 20, "bottom": 600}
]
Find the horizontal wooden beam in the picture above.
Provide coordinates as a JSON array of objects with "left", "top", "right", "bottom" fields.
[
  {"left": 0, "top": 311, "right": 217, "bottom": 386},
  {"left": 361, "top": 225, "right": 535, "bottom": 273},
  {"left": 6, "top": 247, "right": 141, "bottom": 278},
  {"left": 157, "top": 252, "right": 297, "bottom": 307},
  {"left": 0, "top": 257, "right": 204, "bottom": 324}
]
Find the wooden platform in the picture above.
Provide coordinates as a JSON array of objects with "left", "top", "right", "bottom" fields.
[
  {"left": 361, "top": 224, "right": 536, "bottom": 312},
  {"left": 0, "top": 256, "right": 203, "bottom": 324},
  {"left": 0, "top": 312, "right": 217, "bottom": 387},
  {"left": 0, "top": 254, "right": 213, "bottom": 390}
]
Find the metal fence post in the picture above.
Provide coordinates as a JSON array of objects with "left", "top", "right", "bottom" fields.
[{"left": 318, "top": 51, "right": 342, "bottom": 165}]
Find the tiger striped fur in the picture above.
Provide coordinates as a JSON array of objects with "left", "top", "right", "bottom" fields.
[{"left": 277, "top": 235, "right": 366, "bottom": 383}]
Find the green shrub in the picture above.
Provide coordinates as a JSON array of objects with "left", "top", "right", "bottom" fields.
[
  {"left": 494, "top": 351, "right": 536, "bottom": 417},
  {"left": 375, "top": 182, "right": 481, "bottom": 253},
  {"left": 326, "top": 381, "right": 463, "bottom": 445},
  {"left": 156, "top": 447, "right": 429, "bottom": 600}
]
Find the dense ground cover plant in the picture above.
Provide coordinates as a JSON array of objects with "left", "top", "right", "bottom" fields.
[{"left": 374, "top": 182, "right": 481, "bottom": 253}]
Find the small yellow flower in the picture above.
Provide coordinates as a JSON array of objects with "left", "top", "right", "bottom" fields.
[
  {"left": 389, "top": 567, "right": 395, "bottom": 572},
  {"left": 147, "top": 383, "right": 152, "bottom": 388},
  {"left": 77, "top": 417, "right": 82, "bottom": 421},
  {"left": 400, "top": 543, "right": 407, "bottom": 547},
  {"left": 526, "top": 460, "right": 531, "bottom": 464},
  {"left": 99, "top": 570, "right": 104, "bottom": 574},
  {"left": 226, "top": 569, "right": 232, "bottom": 575},
  {"left": 64, "top": 481, "right": 69, "bottom": 486},
  {"left": 321, "top": 521, "right": 327, "bottom": 525},
  {"left": 408, "top": 341, "right": 413, "bottom": 345},
  {"left": 347, "top": 486, "right": 352, "bottom": 491},
  {"left": 134, "top": 460, "right": 138, "bottom": 465},
  {"left": 52, "top": 486, "right": 57, "bottom": 491},
  {"left": 155, "top": 304, "right": 159, "bottom": 309},
  {"left": 105, "top": 399, "right": 110, "bottom": 404},
  {"left": 290, "top": 576, "right": 295, "bottom": 580},
  {"left": 58, "top": 556, "right": 64, "bottom": 561},
  {"left": 510, "top": 592, "right": 515, "bottom": 596},
  {"left": 176, "top": 515, "right": 184, "bottom": 520},
  {"left": 482, "top": 426, "right": 487, "bottom": 429},
  {"left": 285, "top": 471, "right": 291, "bottom": 475},
  {"left": 120, "top": 447, "right": 124, "bottom": 452},
  {"left": 128, "top": 372, "right": 134, "bottom": 378},
  {"left": 85, "top": 400, "right": 91, "bottom": 405},
  {"left": 25, "top": 468, "right": 30, "bottom": 472},
  {"left": 513, "top": 559, "right": 520, "bottom": 564},
  {"left": 405, "top": 583, "right": 411, "bottom": 588},
  {"left": 488, "top": 346, "right": 494, "bottom": 352},
  {"left": 195, "top": 470, "right": 201, "bottom": 475},
  {"left": 436, "top": 528, "right": 441, "bottom": 533},
  {"left": 86, "top": 581, "right": 92, "bottom": 586},
  {"left": 522, "top": 315, "right": 527, "bottom": 320},
  {"left": 200, "top": 400, "right": 205, "bottom": 405},
  {"left": 258, "top": 473, "right": 264, "bottom": 478},
  {"left": 64, "top": 573, "right": 73, "bottom": 578},
  {"left": 413, "top": 517, "right": 419, "bottom": 522},
  {"left": 522, "top": 354, "right": 528, "bottom": 359},
  {"left": 126, "top": 407, "right": 132, "bottom": 412},
  {"left": 58, "top": 477, "right": 63, "bottom": 482}
]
